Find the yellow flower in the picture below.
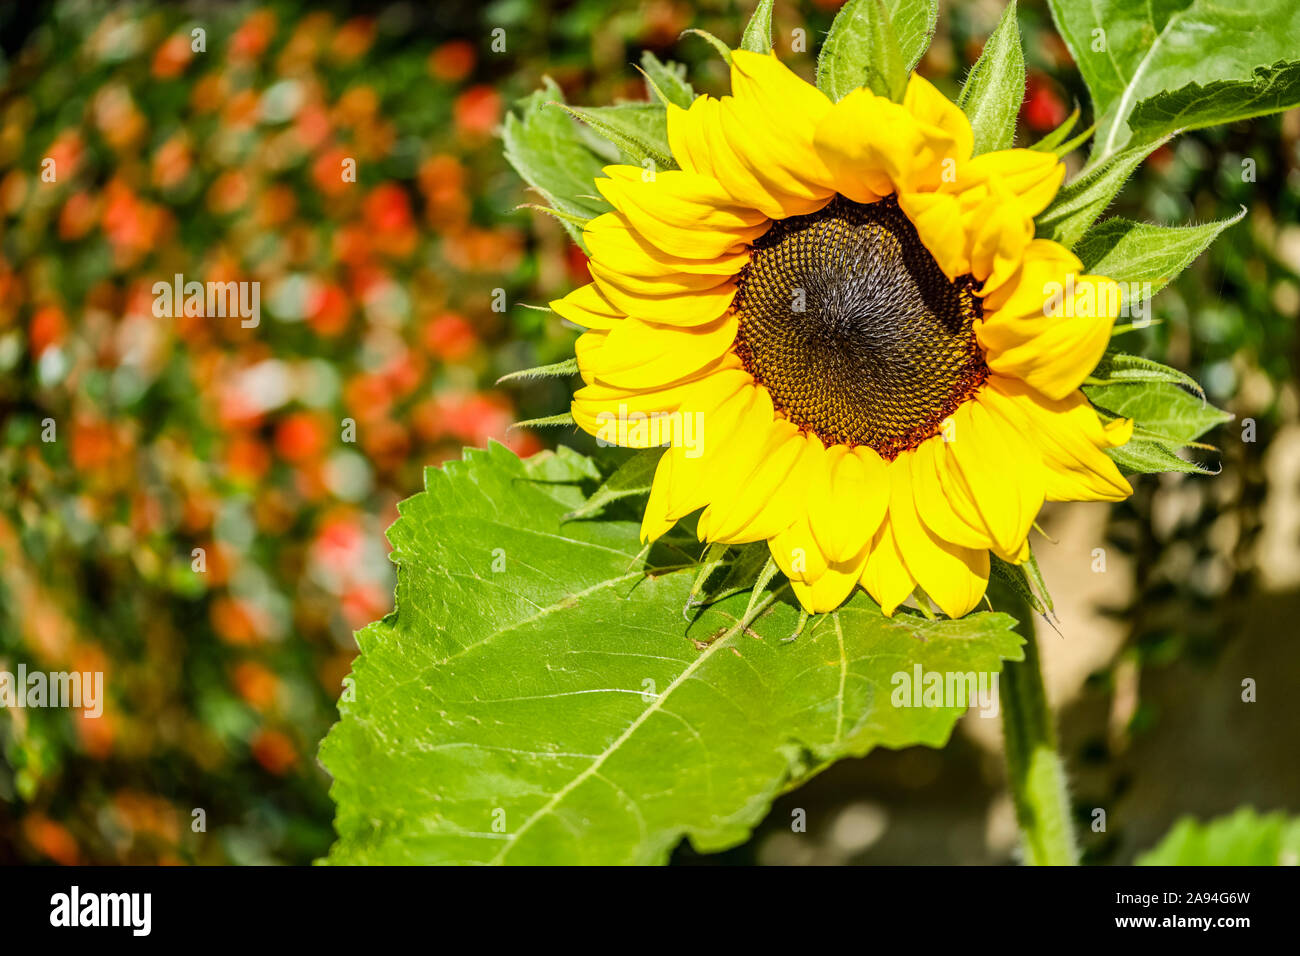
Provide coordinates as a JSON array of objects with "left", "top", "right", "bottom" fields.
[{"left": 553, "top": 51, "right": 1133, "bottom": 617}]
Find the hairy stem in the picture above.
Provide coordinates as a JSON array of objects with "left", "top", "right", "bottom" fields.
[{"left": 999, "top": 592, "right": 1078, "bottom": 866}]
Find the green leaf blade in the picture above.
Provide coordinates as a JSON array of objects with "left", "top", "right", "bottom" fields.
[
  {"left": 1074, "top": 211, "right": 1246, "bottom": 302},
  {"left": 503, "top": 79, "right": 613, "bottom": 250},
  {"left": 1086, "top": 353, "right": 1230, "bottom": 476},
  {"left": 640, "top": 52, "right": 695, "bottom": 109},
  {"left": 1137, "top": 808, "right": 1300, "bottom": 866},
  {"left": 1035, "top": 136, "right": 1168, "bottom": 249},
  {"left": 740, "top": 0, "right": 776, "bottom": 53},
  {"left": 1046, "top": 0, "right": 1300, "bottom": 163},
  {"left": 957, "top": 1, "right": 1026, "bottom": 155},
  {"left": 557, "top": 103, "right": 677, "bottom": 171},
  {"left": 816, "top": 0, "right": 938, "bottom": 102},
  {"left": 321, "top": 444, "right": 1024, "bottom": 865}
]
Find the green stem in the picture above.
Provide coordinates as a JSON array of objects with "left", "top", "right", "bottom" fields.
[{"left": 999, "top": 592, "right": 1078, "bottom": 866}]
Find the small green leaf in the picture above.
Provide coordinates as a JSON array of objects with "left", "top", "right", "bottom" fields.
[
  {"left": 1087, "top": 352, "right": 1206, "bottom": 401},
  {"left": 1021, "top": 548, "right": 1053, "bottom": 615},
  {"left": 1089, "top": 378, "right": 1230, "bottom": 448},
  {"left": 565, "top": 447, "right": 663, "bottom": 520},
  {"left": 1045, "top": 123, "right": 1095, "bottom": 159},
  {"left": 862, "top": 0, "right": 908, "bottom": 103},
  {"left": 816, "top": 0, "right": 939, "bottom": 102},
  {"left": 496, "top": 357, "right": 579, "bottom": 386},
  {"left": 639, "top": 52, "right": 695, "bottom": 109},
  {"left": 1074, "top": 211, "right": 1246, "bottom": 304},
  {"left": 681, "top": 28, "right": 733, "bottom": 65},
  {"left": 741, "top": 556, "right": 781, "bottom": 625},
  {"left": 555, "top": 103, "right": 677, "bottom": 171},
  {"left": 321, "top": 444, "right": 1024, "bottom": 865},
  {"left": 1137, "top": 807, "right": 1300, "bottom": 866},
  {"left": 515, "top": 203, "right": 592, "bottom": 231},
  {"left": 740, "top": 0, "right": 775, "bottom": 53},
  {"left": 957, "top": 0, "right": 1025, "bottom": 155},
  {"left": 685, "top": 542, "right": 731, "bottom": 617},
  {"left": 705, "top": 543, "right": 772, "bottom": 608},
  {"left": 509, "top": 412, "right": 577, "bottom": 430},
  {"left": 1086, "top": 355, "right": 1230, "bottom": 476},
  {"left": 1105, "top": 438, "right": 1217, "bottom": 476},
  {"left": 503, "top": 79, "right": 612, "bottom": 251},
  {"left": 989, "top": 555, "right": 1047, "bottom": 617},
  {"left": 1028, "top": 105, "right": 1079, "bottom": 152},
  {"left": 1035, "top": 136, "right": 1168, "bottom": 249}
]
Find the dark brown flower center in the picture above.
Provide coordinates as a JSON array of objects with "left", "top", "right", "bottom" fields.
[{"left": 732, "top": 195, "right": 987, "bottom": 460}]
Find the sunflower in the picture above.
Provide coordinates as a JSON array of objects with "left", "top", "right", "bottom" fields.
[{"left": 551, "top": 51, "right": 1133, "bottom": 618}]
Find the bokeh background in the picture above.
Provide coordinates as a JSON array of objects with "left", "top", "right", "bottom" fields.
[{"left": 0, "top": 0, "right": 1296, "bottom": 865}]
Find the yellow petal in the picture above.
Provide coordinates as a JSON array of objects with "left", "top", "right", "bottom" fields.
[
  {"left": 584, "top": 211, "right": 749, "bottom": 278},
  {"left": 860, "top": 518, "right": 915, "bottom": 616},
  {"left": 940, "top": 395, "right": 1045, "bottom": 561},
  {"left": 587, "top": 261, "right": 737, "bottom": 326},
  {"left": 769, "top": 513, "right": 829, "bottom": 584},
  {"left": 550, "top": 282, "right": 624, "bottom": 330},
  {"left": 789, "top": 548, "right": 869, "bottom": 614},
  {"left": 661, "top": 384, "right": 766, "bottom": 521},
  {"left": 898, "top": 191, "right": 969, "bottom": 280},
  {"left": 595, "top": 166, "right": 769, "bottom": 258},
  {"left": 808, "top": 443, "right": 889, "bottom": 563},
  {"left": 888, "top": 461, "right": 989, "bottom": 618},
  {"left": 815, "top": 80, "right": 971, "bottom": 200},
  {"left": 966, "top": 179, "right": 1034, "bottom": 287},
  {"left": 812, "top": 89, "right": 906, "bottom": 203},
  {"left": 903, "top": 73, "right": 973, "bottom": 168},
  {"left": 981, "top": 238, "right": 1080, "bottom": 312},
  {"left": 640, "top": 449, "right": 677, "bottom": 542},
  {"left": 907, "top": 437, "right": 992, "bottom": 551},
  {"left": 668, "top": 52, "right": 834, "bottom": 219},
  {"left": 572, "top": 353, "right": 748, "bottom": 439},
  {"left": 981, "top": 273, "right": 1122, "bottom": 400},
  {"left": 986, "top": 376, "right": 1133, "bottom": 502},
  {"left": 694, "top": 387, "right": 781, "bottom": 542},
  {"left": 583, "top": 313, "right": 739, "bottom": 390},
  {"left": 699, "top": 420, "right": 805, "bottom": 543},
  {"left": 948, "top": 149, "right": 1064, "bottom": 217}
]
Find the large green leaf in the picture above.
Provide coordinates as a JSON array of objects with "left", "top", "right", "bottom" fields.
[
  {"left": 503, "top": 80, "right": 612, "bottom": 250},
  {"left": 1126, "top": 60, "right": 1300, "bottom": 149},
  {"left": 1137, "top": 807, "right": 1300, "bottom": 865},
  {"left": 320, "top": 444, "right": 1024, "bottom": 865},
  {"left": 957, "top": 0, "right": 1026, "bottom": 155},
  {"left": 816, "top": 0, "right": 939, "bottom": 101},
  {"left": 1046, "top": 0, "right": 1300, "bottom": 164}
]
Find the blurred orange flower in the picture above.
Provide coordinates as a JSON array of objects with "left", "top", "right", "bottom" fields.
[
  {"left": 250, "top": 729, "right": 299, "bottom": 775},
  {"left": 152, "top": 33, "right": 193, "bottom": 79},
  {"left": 230, "top": 9, "right": 277, "bottom": 64},
  {"left": 331, "top": 17, "right": 375, "bottom": 61},
  {"left": 423, "top": 311, "right": 478, "bottom": 361},
  {"left": 430, "top": 39, "right": 475, "bottom": 82},
  {"left": 29, "top": 304, "right": 66, "bottom": 356},
  {"left": 274, "top": 412, "right": 328, "bottom": 463},
  {"left": 453, "top": 85, "right": 501, "bottom": 139},
  {"left": 232, "top": 661, "right": 281, "bottom": 711},
  {"left": 23, "top": 816, "right": 81, "bottom": 866}
]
